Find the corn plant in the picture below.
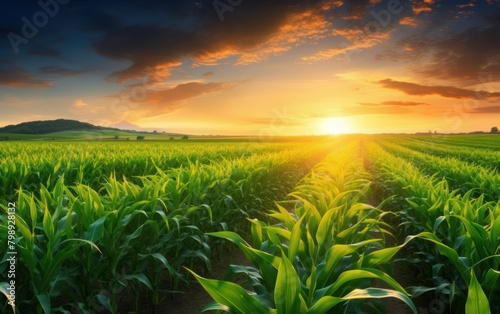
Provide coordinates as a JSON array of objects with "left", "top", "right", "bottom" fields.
[
  {"left": 366, "top": 142, "right": 500, "bottom": 313},
  {"left": 191, "top": 143, "right": 418, "bottom": 313},
  {"left": 0, "top": 139, "right": 331, "bottom": 313}
]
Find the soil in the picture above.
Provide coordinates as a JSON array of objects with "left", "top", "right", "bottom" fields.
[
  {"left": 158, "top": 248, "right": 251, "bottom": 314},
  {"left": 115, "top": 244, "right": 251, "bottom": 314}
]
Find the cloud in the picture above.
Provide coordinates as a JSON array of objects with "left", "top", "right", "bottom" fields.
[
  {"left": 0, "top": 66, "right": 53, "bottom": 89},
  {"left": 73, "top": 99, "right": 88, "bottom": 108},
  {"left": 335, "top": 105, "right": 413, "bottom": 116},
  {"left": 302, "top": 30, "right": 391, "bottom": 62},
  {"left": 359, "top": 101, "right": 429, "bottom": 106},
  {"left": 301, "top": 0, "right": 409, "bottom": 63},
  {"left": 144, "top": 81, "right": 237, "bottom": 105},
  {"left": 337, "top": 0, "right": 375, "bottom": 20},
  {"left": 39, "top": 66, "right": 83, "bottom": 76},
  {"left": 92, "top": 1, "right": 334, "bottom": 82},
  {"left": 112, "top": 81, "right": 240, "bottom": 117},
  {"left": 71, "top": 98, "right": 105, "bottom": 115},
  {"left": 378, "top": 79, "right": 500, "bottom": 99},
  {"left": 410, "top": 0, "right": 434, "bottom": 14},
  {"left": 399, "top": 17, "right": 420, "bottom": 27},
  {"left": 470, "top": 106, "right": 500, "bottom": 114},
  {"left": 203, "top": 72, "right": 215, "bottom": 77},
  {"left": 381, "top": 23, "right": 500, "bottom": 83}
]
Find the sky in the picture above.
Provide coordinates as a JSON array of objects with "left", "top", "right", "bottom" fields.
[{"left": 0, "top": 0, "right": 499, "bottom": 135}]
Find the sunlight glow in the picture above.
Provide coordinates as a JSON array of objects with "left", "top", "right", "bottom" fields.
[{"left": 321, "top": 117, "right": 351, "bottom": 135}]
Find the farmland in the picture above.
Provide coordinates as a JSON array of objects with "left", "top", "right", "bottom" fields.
[{"left": 0, "top": 135, "right": 499, "bottom": 313}]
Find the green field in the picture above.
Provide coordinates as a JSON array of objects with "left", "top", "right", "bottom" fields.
[{"left": 1, "top": 135, "right": 499, "bottom": 313}]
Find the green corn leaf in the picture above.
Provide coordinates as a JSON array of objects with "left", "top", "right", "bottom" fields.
[
  {"left": 35, "top": 293, "right": 51, "bottom": 314},
  {"left": 307, "top": 296, "right": 344, "bottom": 313},
  {"left": 343, "top": 288, "right": 417, "bottom": 314},
  {"left": 42, "top": 207, "right": 54, "bottom": 241},
  {"left": 315, "top": 206, "right": 336, "bottom": 248},
  {"left": 207, "top": 231, "right": 248, "bottom": 247},
  {"left": 0, "top": 282, "right": 15, "bottom": 313},
  {"left": 411, "top": 232, "right": 470, "bottom": 283},
  {"left": 83, "top": 216, "right": 106, "bottom": 243},
  {"left": 465, "top": 270, "right": 490, "bottom": 314},
  {"left": 187, "top": 269, "right": 274, "bottom": 314},
  {"left": 250, "top": 218, "right": 264, "bottom": 248},
  {"left": 201, "top": 301, "right": 232, "bottom": 313},
  {"left": 288, "top": 214, "right": 307, "bottom": 262},
  {"left": 483, "top": 268, "right": 500, "bottom": 292},
  {"left": 96, "top": 294, "right": 113, "bottom": 312},
  {"left": 318, "top": 239, "right": 380, "bottom": 287},
  {"left": 275, "top": 253, "right": 301, "bottom": 314},
  {"left": 319, "top": 268, "right": 409, "bottom": 300},
  {"left": 362, "top": 245, "right": 402, "bottom": 267},
  {"left": 58, "top": 238, "right": 102, "bottom": 254},
  {"left": 124, "top": 273, "right": 153, "bottom": 291}
]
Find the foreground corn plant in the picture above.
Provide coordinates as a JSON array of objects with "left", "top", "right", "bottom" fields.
[
  {"left": 191, "top": 143, "right": 418, "bottom": 313},
  {"left": 367, "top": 142, "right": 500, "bottom": 314},
  {"left": 0, "top": 140, "right": 329, "bottom": 313}
]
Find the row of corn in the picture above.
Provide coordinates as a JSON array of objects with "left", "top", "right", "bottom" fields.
[
  {"left": 366, "top": 141, "right": 499, "bottom": 313},
  {"left": 191, "top": 142, "right": 420, "bottom": 313},
  {"left": 0, "top": 142, "right": 328, "bottom": 313}
]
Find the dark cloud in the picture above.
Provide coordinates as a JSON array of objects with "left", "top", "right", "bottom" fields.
[
  {"left": 0, "top": 65, "right": 53, "bottom": 88},
  {"left": 378, "top": 79, "right": 500, "bottom": 99},
  {"left": 92, "top": 0, "right": 332, "bottom": 82},
  {"left": 416, "top": 27, "right": 500, "bottom": 82},
  {"left": 379, "top": 9, "right": 500, "bottom": 83},
  {"left": 338, "top": 0, "right": 374, "bottom": 20},
  {"left": 39, "top": 66, "right": 83, "bottom": 76},
  {"left": 359, "top": 101, "right": 429, "bottom": 106}
]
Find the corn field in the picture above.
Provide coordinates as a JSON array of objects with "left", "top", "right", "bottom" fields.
[{"left": 0, "top": 136, "right": 499, "bottom": 313}]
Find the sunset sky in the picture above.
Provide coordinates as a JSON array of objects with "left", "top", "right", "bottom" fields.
[{"left": 1, "top": 0, "right": 499, "bottom": 135}]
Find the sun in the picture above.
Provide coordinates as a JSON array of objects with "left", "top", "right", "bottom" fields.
[{"left": 321, "top": 117, "right": 351, "bottom": 135}]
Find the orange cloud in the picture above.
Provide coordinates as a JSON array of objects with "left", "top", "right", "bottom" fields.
[
  {"left": 303, "top": 30, "right": 391, "bottom": 62},
  {"left": 234, "top": 7, "right": 333, "bottom": 65},
  {"left": 96, "top": 2, "right": 335, "bottom": 82},
  {"left": 73, "top": 99, "right": 88, "bottom": 108},
  {"left": 412, "top": 6, "right": 432, "bottom": 14},
  {"left": 359, "top": 101, "right": 430, "bottom": 107},
  {"left": 378, "top": 79, "right": 500, "bottom": 99},
  {"left": 399, "top": 17, "right": 420, "bottom": 27}
]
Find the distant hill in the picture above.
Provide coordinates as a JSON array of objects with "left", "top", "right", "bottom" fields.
[
  {"left": 109, "top": 120, "right": 144, "bottom": 131},
  {"left": 0, "top": 119, "right": 113, "bottom": 134}
]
